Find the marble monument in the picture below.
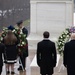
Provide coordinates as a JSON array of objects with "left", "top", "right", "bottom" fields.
[{"left": 27, "top": 0, "right": 74, "bottom": 50}]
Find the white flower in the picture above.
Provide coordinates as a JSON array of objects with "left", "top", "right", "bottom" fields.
[
  {"left": 63, "top": 35, "right": 65, "bottom": 37},
  {"left": 60, "top": 36, "right": 62, "bottom": 38},
  {"left": 12, "top": 29, "right": 15, "bottom": 32},
  {"left": 60, "top": 42, "right": 61, "bottom": 44},
  {"left": 67, "top": 35, "right": 69, "bottom": 38},
  {"left": 3, "top": 28, "right": 8, "bottom": 31},
  {"left": 21, "top": 44, "right": 23, "bottom": 46},
  {"left": 20, "top": 30, "right": 23, "bottom": 34},
  {"left": 24, "top": 34, "right": 26, "bottom": 37},
  {"left": 19, "top": 35, "right": 21, "bottom": 37},
  {"left": 22, "top": 42, "right": 25, "bottom": 45},
  {"left": 0, "top": 37, "right": 3, "bottom": 41}
]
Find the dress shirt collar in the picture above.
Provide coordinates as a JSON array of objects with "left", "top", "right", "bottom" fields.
[{"left": 43, "top": 38, "right": 49, "bottom": 40}]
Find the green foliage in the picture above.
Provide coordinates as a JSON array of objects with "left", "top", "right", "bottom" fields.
[
  {"left": 0, "top": 27, "right": 8, "bottom": 42},
  {"left": 56, "top": 28, "right": 70, "bottom": 55},
  {"left": 0, "top": 27, "right": 27, "bottom": 54},
  {"left": 12, "top": 28, "right": 27, "bottom": 53}
]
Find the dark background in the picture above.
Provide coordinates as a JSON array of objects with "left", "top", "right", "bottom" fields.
[{"left": 0, "top": 0, "right": 30, "bottom": 31}]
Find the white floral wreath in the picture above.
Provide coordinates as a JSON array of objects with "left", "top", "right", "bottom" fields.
[{"left": 56, "top": 28, "right": 70, "bottom": 55}]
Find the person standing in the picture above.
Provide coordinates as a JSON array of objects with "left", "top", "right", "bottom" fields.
[
  {"left": 3, "top": 30, "right": 18, "bottom": 74},
  {"left": 17, "top": 20, "right": 28, "bottom": 37},
  {"left": 63, "top": 33, "right": 75, "bottom": 75},
  {"left": 17, "top": 20, "right": 28, "bottom": 71},
  {"left": 0, "top": 42, "right": 5, "bottom": 75},
  {"left": 36, "top": 31, "right": 57, "bottom": 75}
]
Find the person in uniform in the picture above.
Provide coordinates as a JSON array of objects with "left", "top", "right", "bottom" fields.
[
  {"left": 17, "top": 20, "right": 28, "bottom": 37},
  {"left": 17, "top": 20, "right": 28, "bottom": 71}
]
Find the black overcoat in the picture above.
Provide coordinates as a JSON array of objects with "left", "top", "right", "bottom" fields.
[
  {"left": 22, "top": 27, "right": 28, "bottom": 37},
  {"left": 0, "top": 43, "right": 5, "bottom": 66},
  {"left": 37, "top": 39, "right": 57, "bottom": 74},
  {"left": 63, "top": 40, "right": 75, "bottom": 75}
]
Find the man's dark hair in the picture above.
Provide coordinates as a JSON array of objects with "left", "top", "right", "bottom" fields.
[
  {"left": 43, "top": 31, "right": 49, "bottom": 38},
  {"left": 17, "top": 20, "right": 23, "bottom": 26}
]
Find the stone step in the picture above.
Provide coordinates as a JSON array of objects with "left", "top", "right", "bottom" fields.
[{"left": 27, "top": 33, "right": 58, "bottom": 50}]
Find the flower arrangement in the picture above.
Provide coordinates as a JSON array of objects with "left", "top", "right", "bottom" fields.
[
  {"left": 0, "top": 37, "right": 3, "bottom": 43},
  {"left": 12, "top": 28, "right": 27, "bottom": 54},
  {"left": 0, "top": 27, "right": 27, "bottom": 54},
  {"left": 56, "top": 26, "right": 75, "bottom": 55},
  {"left": 56, "top": 28, "right": 70, "bottom": 55},
  {"left": 69, "top": 26, "right": 75, "bottom": 33},
  {"left": 0, "top": 27, "right": 8, "bottom": 42}
]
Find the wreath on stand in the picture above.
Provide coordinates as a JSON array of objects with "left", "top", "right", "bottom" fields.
[
  {"left": 56, "top": 27, "right": 75, "bottom": 56},
  {"left": 0, "top": 26, "right": 27, "bottom": 54}
]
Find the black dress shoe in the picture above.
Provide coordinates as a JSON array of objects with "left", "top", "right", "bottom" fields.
[
  {"left": 18, "top": 66, "right": 22, "bottom": 70},
  {"left": 6, "top": 71, "right": 10, "bottom": 74},
  {"left": 11, "top": 71, "right": 15, "bottom": 74}
]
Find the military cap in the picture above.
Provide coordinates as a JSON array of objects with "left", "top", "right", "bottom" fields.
[{"left": 17, "top": 20, "right": 23, "bottom": 26}]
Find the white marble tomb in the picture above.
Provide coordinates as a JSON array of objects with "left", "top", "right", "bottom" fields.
[{"left": 27, "top": 0, "right": 74, "bottom": 50}]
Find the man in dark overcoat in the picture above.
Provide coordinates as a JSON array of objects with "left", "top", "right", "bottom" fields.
[
  {"left": 36, "top": 31, "right": 57, "bottom": 75},
  {"left": 63, "top": 33, "right": 75, "bottom": 75},
  {"left": 0, "top": 43, "right": 5, "bottom": 75}
]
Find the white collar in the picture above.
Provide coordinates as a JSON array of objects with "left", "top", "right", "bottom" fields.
[
  {"left": 44, "top": 38, "right": 49, "bottom": 40},
  {"left": 19, "top": 26, "right": 24, "bottom": 30}
]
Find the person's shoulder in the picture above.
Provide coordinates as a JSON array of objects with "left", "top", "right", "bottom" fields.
[
  {"left": 38, "top": 40, "right": 43, "bottom": 44},
  {"left": 65, "top": 41, "right": 70, "bottom": 46},
  {"left": 0, "top": 43, "right": 5, "bottom": 47},
  {"left": 0, "top": 42, "right": 3, "bottom": 45},
  {"left": 0, "top": 43, "right": 2, "bottom": 46},
  {"left": 23, "top": 27, "right": 27, "bottom": 30},
  {"left": 49, "top": 40, "right": 55, "bottom": 44}
]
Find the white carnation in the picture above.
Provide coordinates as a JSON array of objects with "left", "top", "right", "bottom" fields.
[
  {"left": 19, "top": 35, "right": 21, "bottom": 37},
  {"left": 24, "top": 35, "right": 26, "bottom": 37},
  {"left": 22, "top": 42, "right": 25, "bottom": 45},
  {"left": 1, "top": 37, "right": 3, "bottom": 41},
  {"left": 12, "top": 29, "right": 15, "bottom": 32},
  {"left": 21, "top": 44, "right": 23, "bottom": 46},
  {"left": 20, "top": 31, "right": 23, "bottom": 34}
]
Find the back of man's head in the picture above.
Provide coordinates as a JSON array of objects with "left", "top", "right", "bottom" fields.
[
  {"left": 17, "top": 20, "right": 23, "bottom": 26},
  {"left": 43, "top": 31, "right": 50, "bottom": 38},
  {"left": 71, "top": 33, "right": 75, "bottom": 40}
]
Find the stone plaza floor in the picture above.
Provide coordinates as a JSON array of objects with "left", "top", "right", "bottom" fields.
[{"left": 1, "top": 50, "right": 67, "bottom": 75}]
